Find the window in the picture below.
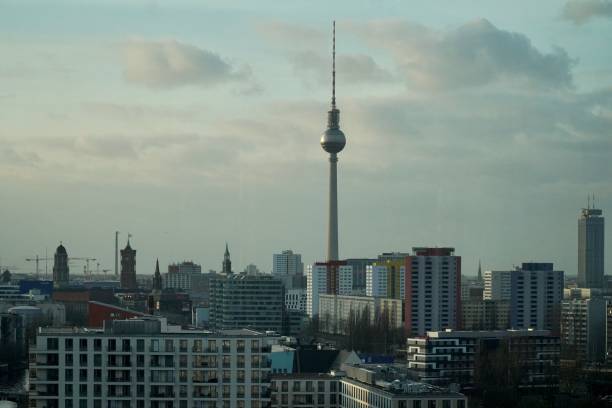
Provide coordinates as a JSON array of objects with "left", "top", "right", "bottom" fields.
[
  {"left": 79, "top": 369, "right": 87, "bottom": 381},
  {"left": 318, "top": 381, "right": 325, "bottom": 392},
  {"left": 47, "top": 337, "right": 58, "bottom": 350},
  {"left": 79, "top": 354, "right": 87, "bottom": 365},
  {"left": 413, "top": 401, "right": 422, "bottom": 408},
  {"left": 137, "top": 339, "right": 144, "bottom": 352},
  {"left": 65, "top": 400, "right": 72, "bottom": 408},
  {"left": 442, "top": 401, "right": 451, "bottom": 408},
  {"left": 79, "top": 384, "right": 87, "bottom": 395},
  {"left": 66, "top": 354, "right": 73, "bottom": 366},
  {"left": 79, "top": 339, "right": 87, "bottom": 351},
  {"left": 151, "top": 339, "right": 159, "bottom": 352},
  {"left": 65, "top": 369, "right": 73, "bottom": 381},
  {"left": 65, "top": 338, "right": 73, "bottom": 351},
  {"left": 65, "top": 384, "right": 73, "bottom": 395},
  {"left": 281, "top": 381, "right": 288, "bottom": 392},
  {"left": 429, "top": 401, "right": 437, "bottom": 408},
  {"left": 94, "top": 354, "right": 101, "bottom": 367},
  {"left": 94, "top": 338, "right": 102, "bottom": 351},
  {"left": 180, "top": 339, "right": 188, "bottom": 352}
]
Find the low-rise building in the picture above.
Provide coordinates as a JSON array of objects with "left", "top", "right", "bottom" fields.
[
  {"left": 29, "top": 317, "right": 278, "bottom": 408},
  {"left": 341, "top": 364, "right": 467, "bottom": 408}
]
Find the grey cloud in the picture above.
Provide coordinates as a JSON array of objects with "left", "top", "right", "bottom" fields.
[
  {"left": 290, "top": 51, "right": 395, "bottom": 85},
  {"left": 122, "top": 39, "right": 252, "bottom": 88},
  {"left": 352, "top": 19, "right": 575, "bottom": 90},
  {"left": 74, "top": 135, "right": 138, "bottom": 159},
  {"left": 563, "top": 0, "right": 612, "bottom": 24}
]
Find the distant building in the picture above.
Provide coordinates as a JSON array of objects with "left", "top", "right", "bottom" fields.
[
  {"left": 404, "top": 247, "right": 462, "bottom": 336},
  {"left": 345, "top": 258, "right": 376, "bottom": 291},
  {"left": 222, "top": 243, "right": 232, "bottom": 275},
  {"left": 306, "top": 262, "right": 353, "bottom": 317},
  {"left": 164, "top": 261, "right": 202, "bottom": 290},
  {"left": 120, "top": 239, "right": 137, "bottom": 290},
  {"left": 578, "top": 205, "right": 605, "bottom": 289},
  {"left": 366, "top": 259, "right": 405, "bottom": 299},
  {"left": 273, "top": 250, "right": 303, "bottom": 277},
  {"left": 406, "top": 329, "right": 560, "bottom": 389},
  {"left": 244, "top": 264, "right": 261, "bottom": 275},
  {"left": 461, "top": 299, "right": 510, "bottom": 330},
  {"left": 210, "top": 274, "right": 284, "bottom": 333},
  {"left": 318, "top": 294, "right": 403, "bottom": 335},
  {"left": 87, "top": 300, "right": 148, "bottom": 328},
  {"left": 561, "top": 289, "right": 607, "bottom": 362},
  {"left": 484, "top": 263, "right": 563, "bottom": 332},
  {"left": 52, "top": 243, "right": 69, "bottom": 288},
  {"left": 285, "top": 288, "right": 307, "bottom": 312}
]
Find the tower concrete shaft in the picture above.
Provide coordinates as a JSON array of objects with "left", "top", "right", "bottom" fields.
[{"left": 327, "top": 153, "right": 339, "bottom": 261}]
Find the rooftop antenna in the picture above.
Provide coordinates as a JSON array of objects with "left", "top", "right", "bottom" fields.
[
  {"left": 332, "top": 20, "right": 336, "bottom": 109},
  {"left": 588, "top": 194, "right": 591, "bottom": 210},
  {"left": 593, "top": 192, "right": 596, "bottom": 209}
]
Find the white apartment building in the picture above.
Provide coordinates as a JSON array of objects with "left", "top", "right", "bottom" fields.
[
  {"left": 365, "top": 264, "right": 405, "bottom": 299},
  {"left": 285, "top": 289, "right": 307, "bottom": 312},
  {"left": 164, "top": 261, "right": 202, "bottom": 291},
  {"left": 561, "top": 290, "right": 607, "bottom": 362},
  {"left": 29, "top": 317, "right": 278, "bottom": 408},
  {"left": 306, "top": 263, "right": 353, "bottom": 317},
  {"left": 484, "top": 263, "right": 563, "bottom": 331}
]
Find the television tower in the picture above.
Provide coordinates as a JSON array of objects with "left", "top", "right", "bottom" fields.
[{"left": 320, "top": 21, "right": 346, "bottom": 261}]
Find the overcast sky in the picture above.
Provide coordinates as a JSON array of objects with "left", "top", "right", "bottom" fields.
[{"left": 1, "top": 0, "right": 611, "bottom": 278}]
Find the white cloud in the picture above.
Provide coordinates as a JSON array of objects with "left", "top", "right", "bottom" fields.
[
  {"left": 122, "top": 39, "right": 252, "bottom": 88},
  {"left": 562, "top": 0, "right": 612, "bottom": 24}
]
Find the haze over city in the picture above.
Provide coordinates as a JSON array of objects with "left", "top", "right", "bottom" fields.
[{"left": 1, "top": 0, "right": 611, "bottom": 276}]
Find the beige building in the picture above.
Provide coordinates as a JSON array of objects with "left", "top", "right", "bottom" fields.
[
  {"left": 318, "top": 294, "right": 403, "bottom": 335},
  {"left": 461, "top": 299, "right": 510, "bottom": 330}
]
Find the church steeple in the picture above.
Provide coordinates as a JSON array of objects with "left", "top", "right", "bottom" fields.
[
  {"left": 152, "top": 258, "right": 163, "bottom": 291},
  {"left": 477, "top": 259, "right": 483, "bottom": 282},
  {"left": 222, "top": 243, "right": 232, "bottom": 274}
]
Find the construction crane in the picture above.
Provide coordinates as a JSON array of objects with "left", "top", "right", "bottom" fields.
[
  {"left": 25, "top": 255, "right": 53, "bottom": 279},
  {"left": 69, "top": 257, "right": 97, "bottom": 279}
]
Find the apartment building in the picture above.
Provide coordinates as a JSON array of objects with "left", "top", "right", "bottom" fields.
[
  {"left": 406, "top": 329, "right": 560, "bottom": 389},
  {"left": 306, "top": 262, "right": 353, "bottom": 317},
  {"left": 29, "top": 317, "right": 278, "bottom": 408}
]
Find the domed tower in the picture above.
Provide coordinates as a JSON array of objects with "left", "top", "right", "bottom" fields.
[
  {"left": 52, "top": 243, "right": 69, "bottom": 288},
  {"left": 320, "top": 21, "right": 346, "bottom": 261}
]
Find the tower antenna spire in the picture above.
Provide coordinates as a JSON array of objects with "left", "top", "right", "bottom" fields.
[{"left": 332, "top": 20, "right": 336, "bottom": 109}]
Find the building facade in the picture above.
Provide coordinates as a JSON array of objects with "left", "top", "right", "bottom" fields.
[
  {"left": 209, "top": 274, "right": 284, "bottom": 333},
  {"left": 318, "top": 294, "right": 403, "bottom": 335},
  {"left": 484, "top": 263, "right": 563, "bottom": 332},
  {"left": 285, "top": 289, "right": 307, "bottom": 313},
  {"left": 578, "top": 206, "right": 605, "bottom": 289},
  {"left": 461, "top": 299, "right": 510, "bottom": 331},
  {"left": 306, "top": 262, "right": 353, "bottom": 317},
  {"left": 120, "top": 240, "right": 137, "bottom": 290},
  {"left": 406, "top": 330, "right": 560, "bottom": 389},
  {"left": 273, "top": 251, "right": 303, "bottom": 278},
  {"left": 404, "top": 248, "right": 461, "bottom": 336},
  {"left": 271, "top": 373, "right": 340, "bottom": 408},
  {"left": 366, "top": 259, "right": 405, "bottom": 300},
  {"left": 165, "top": 261, "right": 202, "bottom": 291},
  {"left": 561, "top": 293, "right": 607, "bottom": 362},
  {"left": 29, "top": 317, "right": 277, "bottom": 408}
]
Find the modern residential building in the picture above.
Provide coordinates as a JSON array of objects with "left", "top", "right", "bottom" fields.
[
  {"left": 345, "top": 258, "right": 376, "bottom": 292},
  {"left": 318, "top": 294, "right": 403, "bottom": 335},
  {"left": 165, "top": 261, "right": 202, "bottom": 291},
  {"left": 341, "top": 364, "right": 468, "bottom": 408},
  {"left": 273, "top": 251, "right": 303, "bottom": 278},
  {"left": 366, "top": 259, "right": 405, "bottom": 300},
  {"left": 306, "top": 262, "right": 353, "bottom": 317},
  {"left": 271, "top": 373, "right": 341, "bottom": 408},
  {"left": 29, "top": 317, "right": 278, "bottom": 408},
  {"left": 461, "top": 299, "right": 510, "bottom": 330},
  {"left": 209, "top": 274, "right": 284, "bottom": 333},
  {"left": 484, "top": 263, "right": 564, "bottom": 332},
  {"left": 406, "top": 329, "right": 560, "bottom": 389},
  {"left": 404, "top": 247, "right": 462, "bottom": 336},
  {"left": 561, "top": 289, "right": 607, "bottom": 362},
  {"left": 120, "top": 240, "right": 137, "bottom": 290},
  {"left": 52, "top": 243, "right": 69, "bottom": 288},
  {"left": 578, "top": 205, "right": 605, "bottom": 289},
  {"left": 285, "top": 289, "right": 307, "bottom": 313}
]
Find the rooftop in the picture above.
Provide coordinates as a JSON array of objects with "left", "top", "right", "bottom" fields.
[{"left": 415, "top": 329, "right": 553, "bottom": 339}]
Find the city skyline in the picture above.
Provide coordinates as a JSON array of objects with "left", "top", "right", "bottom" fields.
[{"left": 1, "top": 1, "right": 611, "bottom": 277}]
